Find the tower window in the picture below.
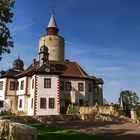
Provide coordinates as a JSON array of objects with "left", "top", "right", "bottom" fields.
[
  {"left": 20, "top": 81, "right": 24, "bottom": 90},
  {"left": 40, "top": 98, "right": 46, "bottom": 109},
  {"left": 10, "top": 81, "right": 16, "bottom": 90},
  {"left": 49, "top": 98, "right": 55, "bottom": 108},
  {"left": 0, "top": 82, "right": 3, "bottom": 90},
  {"left": 60, "top": 82, "right": 64, "bottom": 90},
  {"left": 44, "top": 78, "right": 51, "bottom": 88},
  {"left": 66, "top": 82, "right": 71, "bottom": 91},
  {"left": 78, "top": 83, "right": 84, "bottom": 91}
]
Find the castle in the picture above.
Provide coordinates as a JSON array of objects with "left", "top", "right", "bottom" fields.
[{"left": 0, "top": 13, "right": 103, "bottom": 115}]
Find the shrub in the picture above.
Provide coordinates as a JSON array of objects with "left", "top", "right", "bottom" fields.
[
  {"left": 66, "top": 104, "right": 79, "bottom": 114},
  {"left": 0, "top": 110, "right": 15, "bottom": 116},
  {"left": 17, "top": 110, "right": 27, "bottom": 116}
]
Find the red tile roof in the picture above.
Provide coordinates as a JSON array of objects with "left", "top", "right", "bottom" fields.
[
  {"left": 0, "top": 60, "right": 103, "bottom": 83},
  {"left": 49, "top": 60, "right": 90, "bottom": 78}
]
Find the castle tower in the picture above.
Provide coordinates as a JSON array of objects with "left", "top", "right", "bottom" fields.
[
  {"left": 39, "top": 14, "right": 65, "bottom": 61},
  {"left": 13, "top": 56, "right": 24, "bottom": 71}
]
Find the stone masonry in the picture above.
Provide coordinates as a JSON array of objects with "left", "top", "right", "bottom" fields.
[{"left": 0, "top": 119, "right": 37, "bottom": 140}]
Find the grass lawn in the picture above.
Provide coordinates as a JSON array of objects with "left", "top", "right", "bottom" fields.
[{"left": 32, "top": 123, "right": 112, "bottom": 140}]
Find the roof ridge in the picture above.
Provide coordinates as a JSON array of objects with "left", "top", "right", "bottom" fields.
[{"left": 76, "top": 63, "right": 87, "bottom": 77}]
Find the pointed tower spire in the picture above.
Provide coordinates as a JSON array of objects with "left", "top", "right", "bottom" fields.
[
  {"left": 46, "top": 14, "right": 59, "bottom": 35},
  {"left": 47, "top": 14, "right": 57, "bottom": 28}
]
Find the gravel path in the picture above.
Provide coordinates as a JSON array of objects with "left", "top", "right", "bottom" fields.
[{"left": 51, "top": 120, "right": 140, "bottom": 140}]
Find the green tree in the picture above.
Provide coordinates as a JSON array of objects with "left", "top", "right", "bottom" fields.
[
  {"left": 119, "top": 90, "right": 139, "bottom": 110},
  {"left": 0, "top": 0, "right": 15, "bottom": 60}
]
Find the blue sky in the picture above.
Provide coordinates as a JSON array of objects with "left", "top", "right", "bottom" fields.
[{"left": 1, "top": 0, "right": 140, "bottom": 103}]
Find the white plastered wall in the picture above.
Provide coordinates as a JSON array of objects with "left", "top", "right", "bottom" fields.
[
  {"left": 36, "top": 74, "right": 60, "bottom": 115},
  {"left": 60, "top": 78, "right": 94, "bottom": 105}
]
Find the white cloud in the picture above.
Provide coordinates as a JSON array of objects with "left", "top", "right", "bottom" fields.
[
  {"left": 93, "top": 66, "right": 123, "bottom": 71},
  {"left": 11, "top": 22, "right": 35, "bottom": 32}
]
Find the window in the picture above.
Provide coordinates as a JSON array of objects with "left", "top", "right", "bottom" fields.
[
  {"left": 40, "top": 98, "right": 46, "bottom": 109},
  {"left": 94, "top": 87, "right": 98, "bottom": 94},
  {"left": 19, "top": 99, "right": 22, "bottom": 108},
  {"left": 79, "top": 99, "right": 84, "bottom": 106},
  {"left": 88, "top": 83, "right": 92, "bottom": 92},
  {"left": 0, "top": 101, "right": 4, "bottom": 107},
  {"left": 20, "top": 81, "right": 24, "bottom": 90},
  {"left": 31, "top": 98, "right": 33, "bottom": 108},
  {"left": 16, "top": 82, "right": 19, "bottom": 90},
  {"left": 10, "top": 82, "right": 16, "bottom": 90},
  {"left": 32, "top": 79, "right": 34, "bottom": 89},
  {"left": 49, "top": 98, "right": 55, "bottom": 108},
  {"left": 0, "top": 82, "right": 3, "bottom": 90},
  {"left": 78, "top": 83, "right": 84, "bottom": 91},
  {"left": 44, "top": 78, "right": 51, "bottom": 88},
  {"left": 60, "top": 82, "right": 64, "bottom": 90},
  {"left": 66, "top": 82, "right": 71, "bottom": 91}
]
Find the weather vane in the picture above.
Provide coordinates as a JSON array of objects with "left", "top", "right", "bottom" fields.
[{"left": 52, "top": 6, "right": 55, "bottom": 15}]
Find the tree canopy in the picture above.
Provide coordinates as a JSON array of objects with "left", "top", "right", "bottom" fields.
[
  {"left": 0, "top": 0, "right": 15, "bottom": 60},
  {"left": 119, "top": 90, "right": 139, "bottom": 110}
]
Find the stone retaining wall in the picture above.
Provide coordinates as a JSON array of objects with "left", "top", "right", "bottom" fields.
[
  {"left": 0, "top": 119, "right": 37, "bottom": 140},
  {"left": 33, "top": 114, "right": 80, "bottom": 122},
  {"left": 79, "top": 106, "right": 119, "bottom": 116}
]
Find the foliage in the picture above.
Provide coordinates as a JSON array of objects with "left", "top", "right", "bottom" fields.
[
  {"left": 0, "top": 110, "right": 15, "bottom": 116},
  {"left": 119, "top": 90, "right": 139, "bottom": 110},
  {"left": 32, "top": 123, "right": 111, "bottom": 140},
  {"left": 17, "top": 110, "right": 27, "bottom": 116},
  {"left": 66, "top": 104, "right": 79, "bottom": 114},
  {"left": 134, "top": 104, "right": 140, "bottom": 117},
  {"left": 0, "top": 0, "right": 15, "bottom": 60},
  {"left": 112, "top": 103, "right": 120, "bottom": 111}
]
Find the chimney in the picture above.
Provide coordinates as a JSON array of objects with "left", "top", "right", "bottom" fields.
[{"left": 32, "top": 59, "right": 36, "bottom": 66}]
